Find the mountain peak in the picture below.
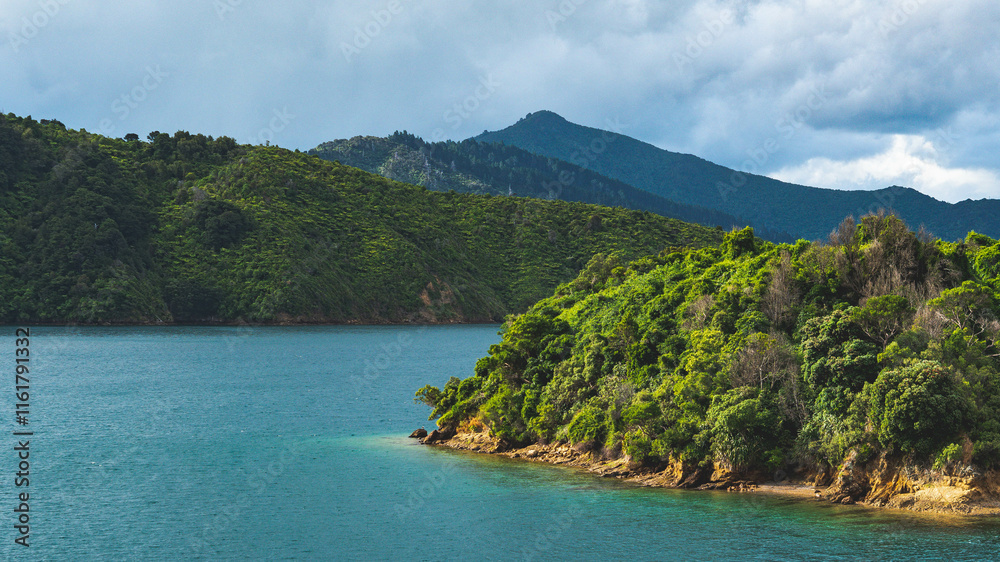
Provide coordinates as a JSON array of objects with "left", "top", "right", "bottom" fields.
[
  {"left": 521, "top": 110, "right": 567, "bottom": 123},
  {"left": 472, "top": 113, "right": 1000, "bottom": 241}
]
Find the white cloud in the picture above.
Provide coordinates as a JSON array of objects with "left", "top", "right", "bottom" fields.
[
  {"left": 0, "top": 0, "right": 998, "bottom": 202},
  {"left": 771, "top": 134, "right": 1000, "bottom": 203}
]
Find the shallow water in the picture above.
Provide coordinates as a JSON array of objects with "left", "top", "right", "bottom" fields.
[{"left": 3, "top": 325, "right": 998, "bottom": 560}]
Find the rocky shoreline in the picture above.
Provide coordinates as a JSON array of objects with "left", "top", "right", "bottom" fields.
[{"left": 411, "top": 426, "right": 1000, "bottom": 517}]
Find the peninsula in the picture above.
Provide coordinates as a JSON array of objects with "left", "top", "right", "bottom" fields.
[{"left": 416, "top": 217, "right": 1000, "bottom": 514}]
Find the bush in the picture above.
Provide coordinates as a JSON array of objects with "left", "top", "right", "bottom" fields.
[
  {"left": 933, "top": 443, "right": 962, "bottom": 470},
  {"left": 868, "top": 360, "right": 973, "bottom": 456},
  {"left": 624, "top": 429, "right": 652, "bottom": 465},
  {"left": 801, "top": 310, "right": 879, "bottom": 391},
  {"left": 480, "top": 385, "right": 526, "bottom": 443},
  {"left": 973, "top": 435, "right": 1000, "bottom": 466},
  {"left": 706, "top": 387, "right": 784, "bottom": 472},
  {"left": 622, "top": 393, "right": 660, "bottom": 428},
  {"left": 192, "top": 199, "right": 251, "bottom": 249},
  {"left": 567, "top": 405, "right": 607, "bottom": 448},
  {"left": 721, "top": 226, "right": 756, "bottom": 258}
]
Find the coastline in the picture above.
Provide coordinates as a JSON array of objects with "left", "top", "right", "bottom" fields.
[{"left": 420, "top": 426, "right": 1000, "bottom": 517}]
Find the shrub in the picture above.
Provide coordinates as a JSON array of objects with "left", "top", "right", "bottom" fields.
[
  {"left": 480, "top": 385, "right": 526, "bottom": 441},
  {"left": 933, "top": 443, "right": 962, "bottom": 470},
  {"left": 192, "top": 199, "right": 251, "bottom": 249},
  {"left": 706, "top": 387, "right": 784, "bottom": 472},
  {"left": 624, "top": 429, "right": 652, "bottom": 465},
  {"left": 868, "top": 360, "right": 973, "bottom": 456},
  {"left": 567, "top": 405, "right": 607, "bottom": 448}
]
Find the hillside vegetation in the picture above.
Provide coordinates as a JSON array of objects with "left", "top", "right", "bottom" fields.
[
  {"left": 310, "top": 132, "right": 792, "bottom": 241},
  {"left": 0, "top": 113, "right": 722, "bottom": 324},
  {"left": 477, "top": 111, "right": 1000, "bottom": 242},
  {"left": 418, "top": 213, "right": 1000, "bottom": 486}
]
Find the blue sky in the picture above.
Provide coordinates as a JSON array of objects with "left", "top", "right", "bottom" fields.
[{"left": 2, "top": 0, "right": 998, "bottom": 202}]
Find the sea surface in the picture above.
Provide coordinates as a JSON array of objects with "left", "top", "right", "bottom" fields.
[{"left": 3, "top": 325, "right": 1000, "bottom": 560}]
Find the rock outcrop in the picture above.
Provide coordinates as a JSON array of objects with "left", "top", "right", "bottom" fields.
[
  {"left": 417, "top": 425, "right": 1000, "bottom": 516},
  {"left": 822, "top": 450, "right": 1000, "bottom": 514}
]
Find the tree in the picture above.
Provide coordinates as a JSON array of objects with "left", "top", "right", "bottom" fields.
[
  {"left": 800, "top": 310, "right": 879, "bottom": 391},
  {"left": 164, "top": 279, "right": 224, "bottom": 321},
  {"left": 928, "top": 281, "right": 997, "bottom": 334},
  {"left": 192, "top": 199, "right": 252, "bottom": 250},
  {"left": 729, "top": 332, "right": 798, "bottom": 390},
  {"left": 851, "top": 294, "right": 914, "bottom": 349},
  {"left": 928, "top": 282, "right": 1000, "bottom": 356},
  {"left": 868, "top": 360, "right": 973, "bottom": 456},
  {"left": 567, "top": 405, "right": 607, "bottom": 449},
  {"left": 829, "top": 211, "right": 929, "bottom": 300},
  {"left": 706, "top": 387, "right": 785, "bottom": 472},
  {"left": 973, "top": 241, "right": 1000, "bottom": 279},
  {"left": 761, "top": 252, "right": 800, "bottom": 330},
  {"left": 414, "top": 384, "right": 442, "bottom": 408},
  {"left": 721, "top": 226, "right": 755, "bottom": 258}
]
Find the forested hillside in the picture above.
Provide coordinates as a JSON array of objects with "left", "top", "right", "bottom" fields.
[
  {"left": 310, "top": 132, "right": 793, "bottom": 241},
  {"left": 418, "top": 213, "right": 1000, "bottom": 489},
  {"left": 476, "top": 111, "right": 1000, "bottom": 242},
  {"left": 0, "top": 113, "right": 722, "bottom": 324}
]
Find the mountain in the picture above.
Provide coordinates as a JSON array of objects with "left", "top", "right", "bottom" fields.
[
  {"left": 0, "top": 113, "right": 723, "bottom": 324},
  {"left": 309, "top": 132, "right": 792, "bottom": 242},
  {"left": 416, "top": 214, "right": 1000, "bottom": 504},
  {"left": 476, "top": 111, "right": 1000, "bottom": 242}
]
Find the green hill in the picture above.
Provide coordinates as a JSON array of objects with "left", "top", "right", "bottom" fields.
[
  {"left": 418, "top": 213, "right": 1000, "bottom": 495},
  {"left": 310, "top": 132, "right": 793, "bottom": 242},
  {"left": 0, "top": 113, "right": 723, "bottom": 324},
  {"left": 476, "top": 111, "right": 1000, "bottom": 242}
]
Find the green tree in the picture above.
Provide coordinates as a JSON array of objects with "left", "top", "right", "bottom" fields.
[
  {"left": 705, "top": 387, "right": 785, "bottom": 472},
  {"left": 928, "top": 282, "right": 1000, "bottom": 346},
  {"left": 801, "top": 310, "right": 879, "bottom": 391},
  {"left": 867, "top": 360, "right": 973, "bottom": 456},
  {"left": 851, "top": 294, "right": 914, "bottom": 349},
  {"left": 192, "top": 199, "right": 251, "bottom": 250}
]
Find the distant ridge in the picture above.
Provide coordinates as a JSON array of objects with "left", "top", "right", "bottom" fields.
[
  {"left": 476, "top": 111, "right": 1000, "bottom": 241},
  {"left": 311, "top": 132, "right": 794, "bottom": 242}
]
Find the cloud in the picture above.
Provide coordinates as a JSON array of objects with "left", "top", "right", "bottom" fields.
[
  {"left": 0, "top": 0, "right": 997, "bottom": 202},
  {"left": 771, "top": 134, "right": 1000, "bottom": 203}
]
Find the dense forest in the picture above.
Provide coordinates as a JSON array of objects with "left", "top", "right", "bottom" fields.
[
  {"left": 477, "top": 111, "right": 1000, "bottom": 242},
  {"left": 0, "top": 113, "right": 723, "bottom": 324},
  {"left": 418, "top": 213, "right": 1000, "bottom": 484},
  {"left": 310, "top": 133, "right": 794, "bottom": 243}
]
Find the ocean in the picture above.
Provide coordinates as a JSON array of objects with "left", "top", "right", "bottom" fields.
[{"left": 4, "top": 325, "right": 999, "bottom": 560}]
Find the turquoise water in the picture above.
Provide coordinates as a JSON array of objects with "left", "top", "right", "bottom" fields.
[{"left": 3, "top": 325, "right": 999, "bottom": 560}]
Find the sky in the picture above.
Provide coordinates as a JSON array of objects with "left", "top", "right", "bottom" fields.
[{"left": 1, "top": 0, "right": 998, "bottom": 203}]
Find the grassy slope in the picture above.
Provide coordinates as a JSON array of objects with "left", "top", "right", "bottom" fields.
[
  {"left": 0, "top": 113, "right": 723, "bottom": 324},
  {"left": 310, "top": 133, "right": 786, "bottom": 240}
]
